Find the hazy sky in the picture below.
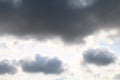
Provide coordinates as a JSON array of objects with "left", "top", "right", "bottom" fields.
[{"left": 0, "top": 0, "right": 120, "bottom": 80}]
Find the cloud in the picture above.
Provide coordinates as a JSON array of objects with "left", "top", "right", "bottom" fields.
[
  {"left": 19, "top": 54, "right": 64, "bottom": 74},
  {"left": 83, "top": 48, "right": 116, "bottom": 66},
  {"left": 0, "top": 60, "right": 17, "bottom": 75},
  {"left": 0, "top": 0, "right": 120, "bottom": 43},
  {"left": 115, "top": 74, "right": 120, "bottom": 80}
]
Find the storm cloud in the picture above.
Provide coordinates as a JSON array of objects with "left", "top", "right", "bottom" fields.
[
  {"left": 0, "top": 60, "right": 17, "bottom": 75},
  {"left": 0, "top": 0, "right": 120, "bottom": 42},
  {"left": 83, "top": 48, "right": 116, "bottom": 66},
  {"left": 19, "top": 54, "right": 64, "bottom": 74}
]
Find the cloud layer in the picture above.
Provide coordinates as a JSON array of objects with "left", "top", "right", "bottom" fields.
[
  {"left": 19, "top": 54, "right": 64, "bottom": 74},
  {"left": 83, "top": 48, "right": 116, "bottom": 66},
  {"left": 0, "top": 60, "right": 17, "bottom": 75},
  {"left": 0, "top": 0, "right": 120, "bottom": 42}
]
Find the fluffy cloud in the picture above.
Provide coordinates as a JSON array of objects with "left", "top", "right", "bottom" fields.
[
  {"left": 19, "top": 54, "right": 64, "bottom": 74},
  {"left": 0, "top": 0, "right": 120, "bottom": 43},
  {"left": 83, "top": 48, "right": 116, "bottom": 66},
  {"left": 0, "top": 60, "right": 17, "bottom": 75}
]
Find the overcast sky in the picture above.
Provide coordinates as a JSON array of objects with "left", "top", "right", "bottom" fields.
[{"left": 0, "top": 0, "right": 120, "bottom": 80}]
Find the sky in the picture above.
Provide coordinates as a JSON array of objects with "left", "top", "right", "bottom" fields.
[{"left": 0, "top": 0, "right": 120, "bottom": 80}]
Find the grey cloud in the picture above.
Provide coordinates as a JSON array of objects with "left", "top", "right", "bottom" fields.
[
  {"left": 83, "top": 48, "right": 116, "bottom": 66},
  {"left": 0, "top": 0, "right": 120, "bottom": 43},
  {"left": 20, "top": 54, "right": 64, "bottom": 74},
  {"left": 0, "top": 60, "right": 17, "bottom": 75},
  {"left": 115, "top": 74, "right": 120, "bottom": 80}
]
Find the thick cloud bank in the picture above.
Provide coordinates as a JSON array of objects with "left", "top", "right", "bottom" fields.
[
  {"left": 0, "top": 0, "right": 120, "bottom": 42},
  {"left": 0, "top": 60, "right": 17, "bottom": 75},
  {"left": 83, "top": 48, "right": 116, "bottom": 66},
  {"left": 20, "top": 54, "right": 64, "bottom": 74}
]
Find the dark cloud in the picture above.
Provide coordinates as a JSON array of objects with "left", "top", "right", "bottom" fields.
[
  {"left": 83, "top": 48, "right": 116, "bottom": 66},
  {"left": 0, "top": 0, "right": 120, "bottom": 42},
  {"left": 0, "top": 60, "right": 17, "bottom": 75},
  {"left": 20, "top": 54, "right": 64, "bottom": 74}
]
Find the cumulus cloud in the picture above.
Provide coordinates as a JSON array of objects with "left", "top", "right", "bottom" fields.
[
  {"left": 0, "top": 60, "right": 17, "bottom": 75},
  {"left": 19, "top": 54, "right": 64, "bottom": 74},
  {"left": 83, "top": 48, "right": 116, "bottom": 66},
  {"left": 0, "top": 0, "right": 120, "bottom": 42}
]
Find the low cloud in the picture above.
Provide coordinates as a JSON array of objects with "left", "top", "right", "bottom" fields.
[
  {"left": 0, "top": 60, "right": 17, "bottom": 75},
  {"left": 19, "top": 54, "right": 64, "bottom": 74},
  {"left": 83, "top": 48, "right": 116, "bottom": 66}
]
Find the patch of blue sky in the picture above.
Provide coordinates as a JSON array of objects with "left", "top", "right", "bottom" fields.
[{"left": 98, "top": 39, "right": 120, "bottom": 56}]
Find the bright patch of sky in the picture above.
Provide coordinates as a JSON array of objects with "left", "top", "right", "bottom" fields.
[
  {"left": 0, "top": 29, "right": 119, "bottom": 80},
  {"left": 69, "top": 0, "right": 97, "bottom": 8},
  {"left": 99, "top": 40, "right": 120, "bottom": 56}
]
